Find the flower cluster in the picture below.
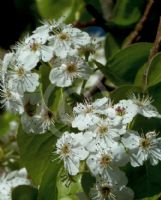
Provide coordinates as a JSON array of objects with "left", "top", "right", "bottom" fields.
[
  {"left": 0, "top": 168, "right": 30, "bottom": 200},
  {"left": 0, "top": 19, "right": 97, "bottom": 134},
  {"left": 55, "top": 95, "right": 161, "bottom": 199}
]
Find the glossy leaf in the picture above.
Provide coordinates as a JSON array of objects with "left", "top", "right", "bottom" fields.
[
  {"left": 110, "top": 0, "right": 146, "bottom": 26},
  {"left": 17, "top": 126, "right": 57, "bottom": 185},
  {"left": 36, "top": 0, "right": 83, "bottom": 22},
  {"left": 94, "top": 60, "right": 126, "bottom": 85},
  {"left": 105, "top": 33, "right": 120, "bottom": 59},
  {"left": 58, "top": 174, "right": 83, "bottom": 198},
  {"left": 81, "top": 172, "right": 96, "bottom": 198},
  {"left": 38, "top": 162, "right": 62, "bottom": 200},
  {"left": 147, "top": 53, "right": 161, "bottom": 87},
  {"left": 126, "top": 162, "right": 161, "bottom": 199},
  {"left": 12, "top": 185, "right": 38, "bottom": 200},
  {"left": 106, "top": 43, "right": 152, "bottom": 84}
]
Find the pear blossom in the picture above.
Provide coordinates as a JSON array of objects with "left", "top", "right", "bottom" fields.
[
  {"left": 90, "top": 178, "right": 134, "bottom": 200},
  {"left": 0, "top": 83, "right": 24, "bottom": 114},
  {"left": 130, "top": 94, "right": 161, "bottom": 118},
  {"left": 49, "top": 56, "right": 90, "bottom": 87},
  {"left": 48, "top": 24, "right": 91, "bottom": 58},
  {"left": 122, "top": 131, "right": 161, "bottom": 167},
  {"left": 56, "top": 132, "right": 89, "bottom": 175},
  {"left": 113, "top": 99, "right": 138, "bottom": 125},
  {"left": 84, "top": 118, "right": 125, "bottom": 149},
  {"left": 8, "top": 63, "right": 39, "bottom": 94},
  {"left": 17, "top": 36, "right": 54, "bottom": 68},
  {"left": 0, "top": 168, "right": 30, "bottom": 200}
]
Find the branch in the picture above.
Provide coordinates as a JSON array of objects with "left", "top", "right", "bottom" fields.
[
  {"left": 142, "top": 17, "right": 161, "bottom": 92},
  {"left": 123, "top": 0, "right": 154, "bottom": 48}
]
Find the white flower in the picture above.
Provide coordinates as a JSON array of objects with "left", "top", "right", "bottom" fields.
[
  {"left": 0, "top": 52, "right": 15, "bottom": 83},
  {"left": 72, "top": 101, "right": 100, "bottom": 130},
  {"left": 49, "top": 24, "right": 91, "bottom": 58},
  {"left": 56, "top": 132, "right": 89, "bottom": 175},
  {"left": 8, "top": 63, "right": 39, "bottom": 94},
  {"left": 84, "top": 119, "right": 125, "bottom": 150},
  {"left": 49, "top": 56, "right": 90, "bottom": 87},
  {"left": 113, "top": 99, "right": 138, "bottom": 125},
  {"left": 90, "top": 178, "right": 134, "bottom": 200},
  {"left": 17, "top": 37, "right": 54, "bottom": 68},
  {"left": 86, "top": 147, "right": 127, "bottom": 184},
  {"left": 34, "top": 107, "right": 55, "bottom": 133},
  {"left": 32, "top": 18, "right": 64, "bottom": 43},
  {"left": 0, "top": 83, "right": 24, "bottom": 114},
  {"left": 131, "top": 94, "right": 161, "bottom": 118},
  {"left": 123, "top": 131, "right": 161, "bottom": 167},
  {"left": 0, "top": 168, "right": 30, "bottom": 200}
]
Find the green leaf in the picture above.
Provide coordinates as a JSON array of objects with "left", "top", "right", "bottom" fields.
[
  {"left": 17, "top": 126, "right": 57, "bottom": 185},
  {"left": 105, "top": 33, "right": 120, "bottom": 59},
  {"left": 106, "top": 43, "right": 152, "bottom": 84},
  {"left": 40, "top": 64, "right": 64, "bottom": 116},
  {"left": 147, "top": 53, "right": 161, "bottom": 87},
  {"left": 131, "top": 115, "right": 161, "bottom": 133},
  {"left": 40, "top": 64, "right": 51, "bottom": 94},
  {"left": 58, "top": 174, "right": 83, "bottom": 198},
  {"left": 81, "top": 172, "right": 96, "bottom": 198},
  {"left": 134, "top": 62, "right": 147, "bottom": 87},
  {"left": 149, "top": 83, "right": 161, "bottom": 113},
  {"left": 141, "top": 192, "right": 161, "bottom": 200},
  {"left": 110, "top": 0, "right": 146, "bottom": 26},
  {"left": 84, "top": 0, "right": 102, "bottom": 14},
  {"left": 94, "top": 60, "right": 126, "bottom": 85},
  {"left": 36, "top": 0, "right": 83, "bottom": 22},
  {"left": 126, "top": 162, "right": 161, "bottom": 199},
  {"left": 12, "top": 185, "right": 38, "bottom": 200},
  {"left": 0, "top": 113, "right": 17, "bottom": 136},
  {"left": 110, "top": 85, "right": 141, "bottom": 103},
  {"left": 38, "top": 162, "right": 62, "bottom": 200}
]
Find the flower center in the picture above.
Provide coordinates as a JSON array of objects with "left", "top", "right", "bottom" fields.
[
  {"left": 24, "top": 102, "right": 36, "bottom": 117},
  {"left": 66, "top": 63, "right": 77, "bottom": 73},
  {"left": 115, "top": 106, "right": 125, "bottom": 116},
  {"left": 98, "top": 125, "right": 108, "bottom": 135},
  {"left": 140, "top": 138, "right": 150, "bottom": 149},
  {"left": 30, "top": 42, "right": 40, "bottom": 52},
  {"left": 4, "top": 90, "right": 12, "bottom": 99},
  {"left": 100, "top": 154, "right": 111, "bottom": 167},
  {"left": 17, "top": 67, "right": 25, "bottom": 77},
  {"left": 59, "top": 33, "right": 69, "bottom": 41},
  {"left": 101, "top": 185, "right": 111, "bottom": 197},
  {"left": 62, "top": 144, "right": 71, "bottom": 156},
  {"left": 85, "top": 106, "right": 93, "bottom": 114}
]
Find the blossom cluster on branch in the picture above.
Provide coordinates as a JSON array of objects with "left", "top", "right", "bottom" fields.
[{"left": 1, "top": 18, "right": 161, "bottom": 200}]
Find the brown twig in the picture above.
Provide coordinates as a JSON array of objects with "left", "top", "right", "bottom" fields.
[
  {"left": 123, "top": 0, "right": 154, "bottom": 48},
  {"left": 142, "top": 17, "right": 161, "bottom": 92},
  {"left": 73, "top": 19, "right": 97, "bottom": 29}
]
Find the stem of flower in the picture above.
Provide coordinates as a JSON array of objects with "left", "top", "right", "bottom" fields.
[
  {"left": 142, "top": 17, "right": 161, "bottom": 92},
  {"left": 123, "top": 0, "right": 154, "bottom": 48}
]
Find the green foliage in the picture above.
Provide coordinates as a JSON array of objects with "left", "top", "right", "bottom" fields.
[
  {"left": 106, "top": 43, "right": 152, "bottom": 84},
  {"left": 12, "top": 185, "right": 38, "bottom": 200},
  {"left": 110, "top": 0, "right": 146, "bottom": 27},
  {"left": 81, "top": 172, "right": 96, "bottom": 198},
  {"left": 0, "top": 113, "right": 17, "bottom": 136},
  {"left": 36, "top": 0, "right": 84, "bottom": 22},
  {"left": 147, "top": 53, "right": 161, "bottom": 87},
  {"left": 126, "top": 162, "right": 161, "bottom": 199},
  {"left": 57, "top": 174, "right": 83, "bottom": 199},
  {"left": 38, "top": 162, "right": 61, "bottom": 200},
  {"left": 17, "top": 126, "right": 57, "bottom": 185},
  {"left": 105, "top": 33, "right": 120, "bottom": 58},
  {"left": 110, "top": 85, "right": 141, "bottom": 102}
]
